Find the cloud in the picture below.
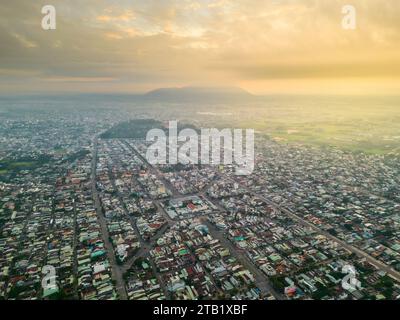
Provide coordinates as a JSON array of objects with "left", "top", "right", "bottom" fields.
[
  {"left": 43, "top": 76, "right": 117, "bottom": 82},
  {"left": 0, "top": 0, "right": 400, "bottom": 94}
]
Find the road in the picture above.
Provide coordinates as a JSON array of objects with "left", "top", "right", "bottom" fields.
[
  {"left": 91, "top": 136, "right": 128, "bottom": 300},
  {"left": 119, "top": 220, "right": 171, "bottom": 299},
  {"left": 204, "top": 220, "right": 284, "bottom": 299},
  {"left": 122, "top": 140, "right": 181, "bottom": 197},
  {"left": 120, "top": 222, "right": 170, "bottom": 273},
  {"left": 225, "top": 176, "right": 400, "bottom": 283}
]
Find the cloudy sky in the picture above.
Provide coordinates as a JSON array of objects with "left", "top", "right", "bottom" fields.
[{"left": 1, "top": 0, "right": 400, "bottom": 95}]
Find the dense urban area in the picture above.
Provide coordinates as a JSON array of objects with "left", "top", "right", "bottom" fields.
[{"left": 0, "top": 101, "right": 399, "bottom": 300}]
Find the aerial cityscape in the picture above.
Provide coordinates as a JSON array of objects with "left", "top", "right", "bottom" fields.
[
  {"left": 1, "top": 0, "right": 400, "bottom": 304},
  {"left": 0, "top": 96, "right": 399, "bottom": 301}
]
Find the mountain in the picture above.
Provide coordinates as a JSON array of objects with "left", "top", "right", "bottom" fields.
[{"left": 142, "top": 86, "right": 255, "bottom": 102}]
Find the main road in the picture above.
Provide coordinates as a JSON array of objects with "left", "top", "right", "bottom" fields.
[
  {"left": 91, "top": 136, "right": 128, "bottom": 300},
  {"left": 204, "top": 220, "right": 284, "bottom": 299}
]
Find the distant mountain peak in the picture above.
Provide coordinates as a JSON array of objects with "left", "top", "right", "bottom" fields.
[{"left": 143, "top": 86, "right": 254, "bottom": 102}]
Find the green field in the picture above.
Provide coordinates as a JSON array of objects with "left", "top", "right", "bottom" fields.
[
  {"left": 0, "top": 160, "right": 37, "bottom": 176},
  {"left": 171, "top": 95, "right": 400, "bottom": 155},
  {"left": 8, "top": 161, "right": 36, "bottom": 168}
]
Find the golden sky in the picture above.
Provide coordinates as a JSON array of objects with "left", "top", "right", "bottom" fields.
[{"left": 1, "top": 0, "right": 400, "bottom": 94}]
